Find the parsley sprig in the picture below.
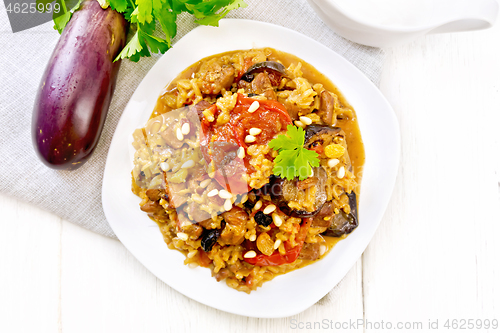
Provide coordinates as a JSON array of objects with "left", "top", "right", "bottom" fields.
[
  {"left": 45, "top": 0, "right": 247, "bottom": 62},
  {"left": 269, "top": 125, "right": 320, "bottom": 181}
]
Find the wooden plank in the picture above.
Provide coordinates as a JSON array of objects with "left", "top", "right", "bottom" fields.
[
  {"left": 364, "top": 25, "right": 500, "bottom": 329},
  {"left": 60, "top": 219, "right": 363, "bottom": 332},
  {"left": 60, "top": 220, "right": 170, "bottom": 333},
  {"left": 0, "top": 194, "right": 61, "bottom": 333}
]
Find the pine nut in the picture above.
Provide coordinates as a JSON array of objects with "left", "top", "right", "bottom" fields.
[
  {"left": 218, "top": 189, "right": 232, "bottom": 199},
  {"left": 272, "top": 213, "right": 283, "bottom": 227},
  {"left": 248, "top": 101, "right": 260, "bottom": 113},
  {"left": 240, "top": 194, "right": 248, "bottom": 204},
  {"left": 160, "top": 162, "right": 170, "bottom": 171},
  {"left": 245, "top": 135, "right": 256, "bottom": 143},
  {"left": 181, "top": 123, "right": 190, "bottom": 135},
  {"left": 299, "top": 116, "right": 312, "bottom": 125},
  {"left": 224, "top": 199, "right": 232, "bottom": 211},
  {"left": 294, "top": 120, "right": 304, "bottom": 128},
  {"left": 249, "top": 128, "right": 262, "bottom": 136},
  {"left": 263, "top": 204, "right": 276, "bottom": 215},
  {"left": 200, "top": 179, "right": 211, "bottom": 188},
  {"left": 254, "top": 200, "right": 262, "bottom": 210},
  {"left": 177, "top": 232, "right": 188, "bottom": 241},
  {"left": 244, "top": 250, "right": 257, "bottom": 258},
  {"left": 176, "top": 128, "right": 184, "bottom": 141},
  {"left": 181, "top": 160, "right": 195, "bottom": 169},
  {"left": 337, "top": 166, "right": 345, "bottom": 179},
  {"left": 328, "top": 159, "right": 340, "bottom": 168},
  {"left": 237, "top": 147, "right": 245, "bottom": 159},
  {"left": 207, "top": 189, "right": 219, "bottom": 197}
]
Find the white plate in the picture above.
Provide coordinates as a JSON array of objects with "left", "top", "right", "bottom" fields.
[{"left": 102, "top": 19, "right": 400, "bottom": 318}]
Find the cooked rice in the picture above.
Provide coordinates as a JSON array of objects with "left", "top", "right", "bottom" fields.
[{"left": 131, "top": 48, "right": 363, "bottom": 293}]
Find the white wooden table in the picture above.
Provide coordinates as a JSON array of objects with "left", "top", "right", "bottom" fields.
[{"left": 1, "top": 24, "right": 499, "bottom": 333}]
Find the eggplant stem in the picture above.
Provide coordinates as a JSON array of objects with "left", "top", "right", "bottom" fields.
[{"left": 60, "top": 0, "right": 68, "bottom": 13}]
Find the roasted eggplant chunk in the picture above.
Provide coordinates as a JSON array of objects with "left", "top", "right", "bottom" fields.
[
  {"left": 310, "top": 201, "right": 335, "bottom": 228},
  {"left": 317, "top": 91, "right": 337, "bottom": 126},
  {"left": 268, "top": 125, "right": 349, "bottom": 217},
  {"left": 240, "top": 61, "right": 286, "bottom": 83},
  {"left": 305, "top": 124, "right": 352, "bottom": 168},
  {"left": 323, "top": 192, "right": 358, "bottom": 237},
  {"left": 304, "top": 125, "right": 343, "bottom": 156},
  {"left": 238, "top": 61, "right": 287, "bottom": 100},
  {"left": 269, "top": 167, "right": 328, "bottom": 217}
]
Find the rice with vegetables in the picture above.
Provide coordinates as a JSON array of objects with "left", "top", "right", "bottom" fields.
[{"left": 131, "top": 48, "right": 364, "bottom": 293}]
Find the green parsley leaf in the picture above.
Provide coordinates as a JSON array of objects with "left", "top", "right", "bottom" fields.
[
  {"left": 51, "top": 0, "right": 246, "bottom": 61},
  {"left": 115, "top": 31, "right": 144, "bottom": 61},
  {"left": 154, "top": 6, "right": 177, "bottom": 46},
  {"left": 139, "top": 30, "right": 170, "bottom": 53},
  {"left": 108, "top": 0, "right": 128, "bottom": 13},
  {"left": 269, "top": 125, "right": 320, "bottom": 181},
  {"left": 269, "top": 125, "right": 306, "bottom": 151},
  {"left": 131, "top": 0, "right": 154, "bottom": 24},
  {"left": 194, "top": 0, "right": 247, "bottom": 26}
]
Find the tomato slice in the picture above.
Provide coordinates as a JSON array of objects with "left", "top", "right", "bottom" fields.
[
  {"left": 244, "top": 218, "right": 312, "bottom": 266},
  {"left": 232, "top": 94, "right": 292, "bottom": 148},
  {"left": 201, "top": 94, "right": 292, "bottom": 149},
  {"left": 200, "top": 94, "right": 292, "bottom": 194}
]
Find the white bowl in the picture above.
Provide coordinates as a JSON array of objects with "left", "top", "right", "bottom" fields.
[
  {"left": 102, "top": 19, "right": 400, "bottom": 318},
  {"left": 307, "top": 0, "right": 499, "bottom": 47}
]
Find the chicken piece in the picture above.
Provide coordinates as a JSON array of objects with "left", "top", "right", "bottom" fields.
[
  {"left": 145, "top": 189, "right": 164, "bottom": 202},
  {"left": 298, "top": 243, "right": 321, "bottom": 260},
  {"left": 199, "top": 59, "right": 235, "bottom": 95},
  {"left": 283, "top": 100, "right": 300, "bottom": 121},
  {"left": 185, "top": 201, "right": 211, "bottom": 223},
  {"left": 317, "top": 91, "right": 338, "bottom": 126},
  {"left": 220, "top": 207, "right": 248, "bottom": 245},
  {"left": 140, "top": 200, "right": 162, "bottom": 213},
  {"left": 176, "top": 213, "right": 203, "bottom": 239},
  {"left": 250, "top": 72, "right": 276, "bottom": 100}
]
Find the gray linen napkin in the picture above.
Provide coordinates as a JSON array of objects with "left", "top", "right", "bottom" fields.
[{"left": 0, "top": 0, "right": 384, "bottom": 238}]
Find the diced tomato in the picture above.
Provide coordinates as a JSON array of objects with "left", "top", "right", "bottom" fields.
[
  {"left": 244, "top": 218, "right": 312, "bottom": 266},
  {"left": 198, "top": 249, "right": 212, "bottom": 267},
  {"left": 309, "top": 143, "right": 324, "bottom": 155}
]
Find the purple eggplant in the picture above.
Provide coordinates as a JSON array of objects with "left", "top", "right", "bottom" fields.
[{"left": 32, "top": 0, "right": 128, "bottom": 170}]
